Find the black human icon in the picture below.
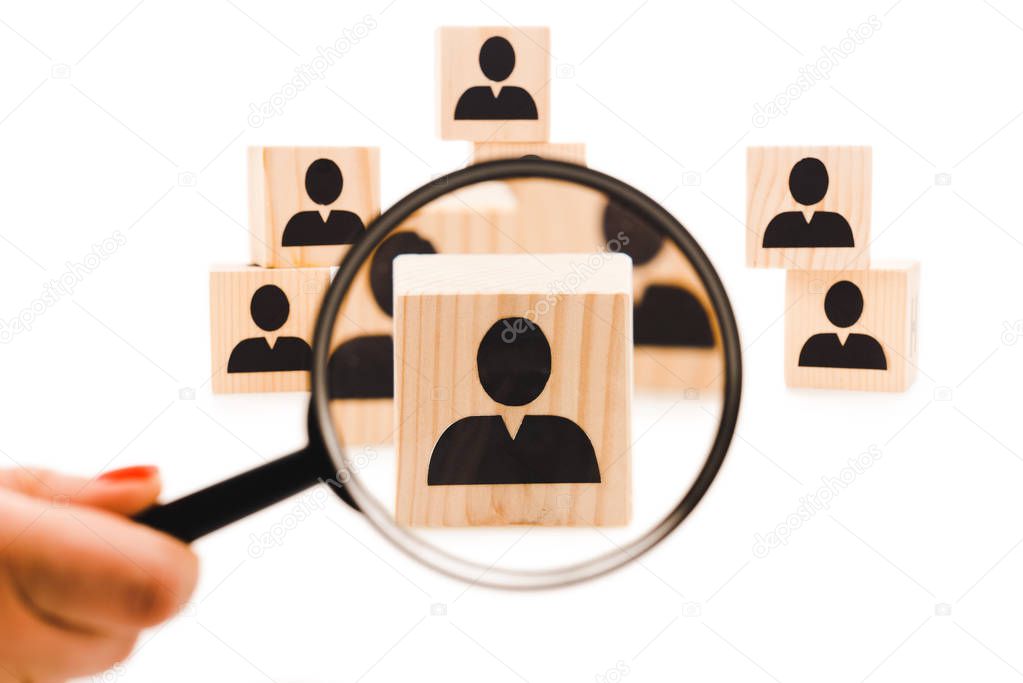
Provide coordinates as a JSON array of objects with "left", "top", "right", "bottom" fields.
[
  {"left": 798, "top": 280, "right": 887, "bottom": 370},
  {"left": 281, "top": 158, "right": 365, "bottom": 247},
  {"left": 227, "top": 285, "right": 311, "bottom": 373},
  {"left": 602, "top": 200, "right": 714, "bottom": 348},
  {"left": 328, "top": 232, "right": 437, "bottom": 399},
  {"left": 427, "top": 318, "right": 600, "bottom": 486},
  {"left": 761, "top": 157, "right": 854, "bottom": 248},
  {"left": 454, "top": 36, "right": 538, "bottom": 121}
]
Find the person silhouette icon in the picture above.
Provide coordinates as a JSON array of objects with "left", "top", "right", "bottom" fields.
[
  {"left": 762, "top": 157, "right": 855, "bottom": 248},
  {"left": 799, "top": 280, "right": 887, "bottom": 370},
  {"left": 328, "top": 232, "right": 437, "bottom": 399},
  {"left": 427, "top": 317, "right": 600, "bottom": 486},
  {"left": 227, "top": 285, "right": 311, "bottom": 373},
  {"left": 454, "top": 36, "right": 538, "bottom": 121},
  {"left": 281, "top": 158, "right": 366, "bottom": 247},
  {"left": 602, "top": 199, "right": 714, "bottom": 348}
]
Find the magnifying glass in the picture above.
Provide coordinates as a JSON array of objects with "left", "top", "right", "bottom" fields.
[{"left": 135, "top": 157, "right": 742, "bottom": 589}]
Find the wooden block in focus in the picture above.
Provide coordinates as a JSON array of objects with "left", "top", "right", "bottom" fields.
[
  {"left": 438, "top": 26, "right": 550, "bottom": 142},
  {"left": 393, "top": 253, "right": 633, "bottom": 526},
  {"left": 472, "top": 142, "right": 607, "bottom": 254},
  {"left": 785, "top": 262, "right": 920, "bottom": 392},
  {"left": 210, "top": 266, "right": 333, "bottom": 394},
  {"left": 747, "top": 146, "right": 871, "bottom": 269},
  {"left": 600, "top": 197, "right": 724, "bottom": 395},
  {"left": 248, "top": 146, "right": 379, "bottom": 268}
]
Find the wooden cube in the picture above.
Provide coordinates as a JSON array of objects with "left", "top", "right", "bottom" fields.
[
  {"left": 248, "top": 146, "right": 380, "bottom": 268},
  {"left": 785, "top": 262, "right": 920, "bottom": 392},
  {"left": 471, "top": 142, "right": 607, "bottom": 254},
  {"left": 437, "top": 26, "right": 550, "bottom": 142},
  {"left": 210, "top": 266, "right": 333, "bottom": 394},
  {"left": 393, "top": 253, "right": 633, "bottom": 526},
  {"left": 747, "top": 146, "right": 871, "bottom": 269},
  {"left": 597, "top": 197, "right": 724, "bottom": 395}
]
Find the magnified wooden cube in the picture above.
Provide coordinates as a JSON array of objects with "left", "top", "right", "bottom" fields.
[
  {"left": 248, "top": 146, "right": 379, "bottom": 268},
  {"left": 438, "top": 26, "right": 550, "bottom": 142},
  {"left": 747, "top": 146, "right": 871, "bottom": 269},
  {"left": 210, "top": 266, "right": 333, "bottom": 393},
  {"left": 785, "top": 262, "right": 920, "bottom": 392},
  {"left": 393, "top": 253, "right": 633, "bottom": 526}
]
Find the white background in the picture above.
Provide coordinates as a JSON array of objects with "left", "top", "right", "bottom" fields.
[{"left": 1, "top": 0, "right": 1022, "bottom": 681}]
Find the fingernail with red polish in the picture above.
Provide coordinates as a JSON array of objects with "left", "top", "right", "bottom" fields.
[{"left": 99, "top": 465, "right": 159, "bottom": 482}]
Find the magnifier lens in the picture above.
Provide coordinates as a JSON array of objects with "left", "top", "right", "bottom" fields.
[{"left": 319, "top": 164, "right": 732, "bottom": 584}]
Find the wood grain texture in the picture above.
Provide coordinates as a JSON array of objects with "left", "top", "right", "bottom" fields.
[
  {"left": 785, "top": 262, "right": 920, "bottom": 392},
  {"left": 248, "top": 146, "right": 379, "bottom": 267},
  {"left": 210, "top": 265, "right": 332, "bottom": 393},
  {"left": 393, "top": 254, "right": 632, "bottom": 527},
  {"left": 747, "top": 145, "right": 871, "bottom": 269},
  {"left": 437, "top": 26, "right": 550, "bottom": 142}
]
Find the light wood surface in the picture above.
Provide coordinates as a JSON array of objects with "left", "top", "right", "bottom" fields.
[
  {"left": 393, "top": 254, "right": 633, "bottom": 526},
  {"left": 210, "top": 265, "right": 332, "bottom": 393},
  {"left": 248, "top": 146, "right": 379, "bottom": 267},
  {"left": 784, "top": 262, "right": 920, "bottom": 392},
  {"left": 747, "top": 145, "right": 872, "bottom": 269},
  {"left": 437, "top": 26, "right": 550, "bottom": 142}
]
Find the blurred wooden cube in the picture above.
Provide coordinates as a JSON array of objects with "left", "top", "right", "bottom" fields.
[{"left": 472, "top": 142, "right": 607, "bottom": 254}]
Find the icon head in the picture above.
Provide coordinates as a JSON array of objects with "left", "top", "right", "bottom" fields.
[
  {"left": 823, "top": 280, "right": 863, "bottom": 328},
  {"left": 477, "top": 317, "right": 551, "bottom": 406},
  {"left": 603, "top": 198, "right": 662, "bottom": 265},
  {"left": 305, "top": 158, "right": 343, "bottom": 205},
  {"left": 250, "top": 284, "right": 290, "bottom": 332},
  {"left": 788, "top": 157, "right": 829, "bottom": 206},
  {"left": 478, "top": 36, "right": 516, "bottom": 82},
  {"left": 369, "top": 232, "right": 437, "bottom": 316}
]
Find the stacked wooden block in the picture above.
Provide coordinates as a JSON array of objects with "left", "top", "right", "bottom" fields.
[
  {"left": 210, "top": 146, "right": 380, "bottom": 398},
  {"left": 440, "top": 26, "right": 722, "bottom": 396},
  {"left": 746, "top": 146, "right": 920, "bottom": 392}
]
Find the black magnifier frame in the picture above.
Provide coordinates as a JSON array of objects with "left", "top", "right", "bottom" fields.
[{"left": 137, "top": 157, "right": 742, "bottom": 590}]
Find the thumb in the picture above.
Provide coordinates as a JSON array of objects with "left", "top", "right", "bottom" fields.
[{"left": 0, "top": 466, "right": 162, "bottom": 516}]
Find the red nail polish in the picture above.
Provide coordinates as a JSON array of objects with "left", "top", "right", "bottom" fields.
[{"left": 99, "top": 465, "right": 158, "bottom": 482}]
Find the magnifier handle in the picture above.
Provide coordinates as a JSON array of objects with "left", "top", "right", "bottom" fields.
[{"left": 133, "top": 446, "right": 327, "bottom": 543}]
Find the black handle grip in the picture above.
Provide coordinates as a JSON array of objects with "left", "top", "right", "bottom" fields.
[{"left": 134, "top": 446, "right": 328, "bottom": 543}]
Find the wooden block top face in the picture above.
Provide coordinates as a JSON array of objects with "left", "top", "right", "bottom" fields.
[
  {"left": 785, "top": 262, "right": 920, "bottom": 392},
  {"left": 747, "top": 146, "right": 871, "bottom": 269},
  {"left": 473, "top": 142, "right": 585, "bottom": 165},
  {"left": 210, "top": 266, "right": 333, "bottom": 394},
  {"left": 438, "top": 26, "right": 550, "bottom": 142},
  {"left": 393, "top": 253, "right": 633, "bottom": 526},
  {"left": 248, "top": 146, "right": 380, "bottom": 268}
]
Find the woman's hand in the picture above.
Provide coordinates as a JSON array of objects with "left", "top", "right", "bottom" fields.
[{"left": 0, "top": 466, "right": 198, "bottom": 682}]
